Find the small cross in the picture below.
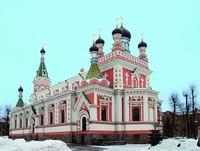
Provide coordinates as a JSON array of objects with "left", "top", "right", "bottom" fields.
[
  {"left": 20, "top": 81, "right": 22, "bottom": 86},
  {"left": 103, "top": 73, "right": 108, "bottom": 79},
  {"left": 98, "top": 29, "right": 101, "bottom": 36},
  {"left": 92, "top": 33, "right": 96, "bottom": 42},
  {"left": 125, "top": 72, "right": 129, "bottom": 85},
  {"left": 120, "top": 16, "right": 124, "bottom": 25},
  {"left": 41, "top": 42, "right": 45, "bottom": 48},
  {"left": 115, "top": 17, "right": 119, "bottom": 27},
  {"left": 141, "top": 32, "right": 144, "bottom": 41}
]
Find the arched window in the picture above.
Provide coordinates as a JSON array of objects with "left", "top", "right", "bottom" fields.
[
  {"left": 26, "top": 118, "right": 28, "bottom": 127},
  {"left": 20, "top": 119, "right": 22, "bottom": 128},
  {"left": 82, "top": 117, "right": 86, "bottom": 131},
  {"left": 49, "top": 112, "right": 53, "bottom": 124},
  {"left": 14, "top": 120, "right": 17, "bottom": 129},
  {"left": 40, "top": 114, "right": 44, "bottom": 125},
  {"left": 132, "top": 107, "right": 140, "bottom": 121},
  {"left": 101, "top": 107, "right": 107, "bottom": 121},
  {"left": 61, "top": 110, "right": 65, "bottom": 123}
]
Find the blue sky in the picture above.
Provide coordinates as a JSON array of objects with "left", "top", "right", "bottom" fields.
[{"left": 0, "top": 0, "right": 200, "bottom": 112}]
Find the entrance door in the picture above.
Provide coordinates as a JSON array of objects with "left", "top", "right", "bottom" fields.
[{"left": 82, "top": 117, "right": 86, "bottom": 131}]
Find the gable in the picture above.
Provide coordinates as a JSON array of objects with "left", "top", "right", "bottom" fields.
[
  {"left": 74, "top": 92, "right": 90, "bottom": 112},
  {"left": 132, "top": 68, "right": 140, "bottom": 79}
]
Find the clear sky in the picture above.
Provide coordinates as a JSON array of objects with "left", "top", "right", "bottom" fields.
[{"left": 0, "top": 0, "right": 200, "bottom": 112}]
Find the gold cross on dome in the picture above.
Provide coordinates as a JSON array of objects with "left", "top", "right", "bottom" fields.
[
  {"left": 115, "top": 17, "right": 119, "bottom": 27},
  {"left": 141, "top": 32, "right": 144, "bottom": 41},
  {"left": 41, "top": 42, "right": 45, "bottom": 48},
  {"left": 120, "top": 16, "right": 124, "bottom": 25},
  {"left": 20, "top": 81, "right": 22, "bottom": 86},
  {"left": 92, "top": 33, "right": 96, "bottom": 42},
  {"left": 98, "top": 28, "right": 101, "bottom": 37}
]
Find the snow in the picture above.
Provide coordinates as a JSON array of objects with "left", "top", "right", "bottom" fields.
[
  {"left": 100, "top": 138, "right": 200, "bottom": 151},
  {"left": 142, "top": 138, "right": 200, "bottom": 151},
  {"left": 100, "top": 144, "right": 150, "bottom": 151},
  {"left": 0, "top": 136, "right": 71, "bottom": 151},
  {"left": 0, "top": 137, "right": 199, "bottom": 151}
]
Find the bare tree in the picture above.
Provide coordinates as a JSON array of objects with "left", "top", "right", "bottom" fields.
[
  {"left": 4, "top": 105, "right": 12, "bottom": 135},
  {"left": 189, "top": 85, "right": 198, "bottom": 139},
  {"left": 4, "top": 105, "right": 12, "bottom": 121},
  {"left": 183, "top": 91, "right": 190, "bottom": 138},
  {"left": 178, "top": 102, "right": 185, "bottom": 113},
  {"left": 0, "top": 106, "right": 2, "bottom": 117},
  {"left": 169, "top": 93, "right": 179, "bottom": 137}
]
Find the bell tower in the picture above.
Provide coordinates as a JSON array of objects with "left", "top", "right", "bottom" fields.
[{"left": 33, "top": 47, "right": 51, "bottom": 93}]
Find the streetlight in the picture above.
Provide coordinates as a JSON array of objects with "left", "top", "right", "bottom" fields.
[
  {"left": 21, "top": 106, "right": 24, "bottom": 139},
  {"left": 153, "top": 123, "right": 158, "bottom": 131},
  {"left": 194, "top": 120, "right": 198, "bottom": 140}
]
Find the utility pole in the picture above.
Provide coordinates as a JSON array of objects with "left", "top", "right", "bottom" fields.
[
  {"left": 172, "top": 97, "right": 176, "bottom": 137},
  {"left": 190, "top": 86, "right": 197, "bottom": 139},
  {"left": 184, "top": 93, "right": 189, "bottom": 138},
  {"left": 191, "top": 87, "right": 196, "bottom": 139}
]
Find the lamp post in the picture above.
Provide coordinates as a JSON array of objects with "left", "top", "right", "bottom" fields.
[
  {"left": 21, "top": 106, "right": 24, "bottom": 139},
  {"left": 154, "top": 123, "right": 158, "bottom": 131},
  {"left": 70, "top": 90, "right": 76, "bottom": 144},
  {"left": 194, "top": 120, "right": 198, "bottom": 140}
]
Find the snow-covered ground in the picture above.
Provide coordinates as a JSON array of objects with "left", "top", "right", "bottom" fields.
[
  {"left": 100, "top": 138, "right": 200, "bottom": 151},
  {"left": 0, "top": 136, "right": 199, "bottom": 151},
  {"left": 0, "top": 136, "right": 71, "bottom": 151},
  {"left": 142, "top": 138, "right": 200, "bottom": 151}
]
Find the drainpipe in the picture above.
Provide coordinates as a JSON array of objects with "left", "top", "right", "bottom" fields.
[
  {"left": 70, "top": 90, "right": 76, "bottom": 144},
  {"left": 122, "top": 89, "right": 126, "bottom": 143},
  {"left": 21, "top": 106, "right": 24, "bottom": 139},
  {"left": 114, "top": 90, "right": 117, "bottom": 141},
  {"left": 42, "top": 100, "right": 45, "bottom": 141}
]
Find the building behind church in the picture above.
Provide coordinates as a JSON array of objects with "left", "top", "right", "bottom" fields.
[
  {"left": 9, "top": 21, "right": 162, "bottom": 144},
  {"left": 0, "top": 117, "right": 9, "bottom": 136}
]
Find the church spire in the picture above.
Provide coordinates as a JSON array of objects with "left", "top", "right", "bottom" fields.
[
  {"left": 86, "top": 36, "right": 103, "bottom": 79},
  {"left": 138, "top": 33, "right": 148, "bottom": 62},
  {"left": 33, "top": 47, "right": 51, "bottom": 93},
  {"left": 95, "top": 29, "right": 105, "bottom": 58},
  {"left": 15, "top": 85, "right": 24, "bottom": 107},
  {"left": 36, "top": 47, "right": 48, "bottom": 78}
]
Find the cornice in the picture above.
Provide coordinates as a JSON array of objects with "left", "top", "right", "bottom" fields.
[{"left": 99, "top": 58, "right": 152, "bottom": 75}]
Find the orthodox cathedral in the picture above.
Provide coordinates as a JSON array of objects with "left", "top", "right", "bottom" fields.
[{"left": 9, "top": 21, "right": 162, "bottom": 144}]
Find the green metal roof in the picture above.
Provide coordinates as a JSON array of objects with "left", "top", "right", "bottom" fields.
[
  {"left": 15, "top": 99, "right": 24, "bottom": 107},
  {"left": 86, "top": 64, "right": 103, "bottom": 79},
  {"left": 82, "top": 91, "right": 91, "bottom": 104},
  {"left": 37, "top": 61, "right": 48, "bottom": 78}
]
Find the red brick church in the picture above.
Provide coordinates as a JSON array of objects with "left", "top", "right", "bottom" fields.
[{"left": 9, "top": 20, "right": 162, "bottom": 144}]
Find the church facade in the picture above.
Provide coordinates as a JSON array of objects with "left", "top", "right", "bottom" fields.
[{"left": 9, "top": 22, "right": 162, "bottom": 144}]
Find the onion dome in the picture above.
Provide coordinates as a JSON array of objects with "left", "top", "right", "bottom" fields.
[
  {"left": 89, "top": 43, "right": 98, "bottom": 52},
  {"left": 95, "top": 36, "right": 105, "bottom": 44},
  {"left": 18, "top": 86, "right": 23, "bottom": 92},
  {"left": 40, "top": 47, "right": 45, "bottom": 54},
  {"left": 120, "top": 25, "right": 131, "bottom": 39},
  {"left": 112, "top": 27, "right": 122, "bottom": 35},
  {"left": 138, "top": 40, "right": 147, "bottom": 48}
]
